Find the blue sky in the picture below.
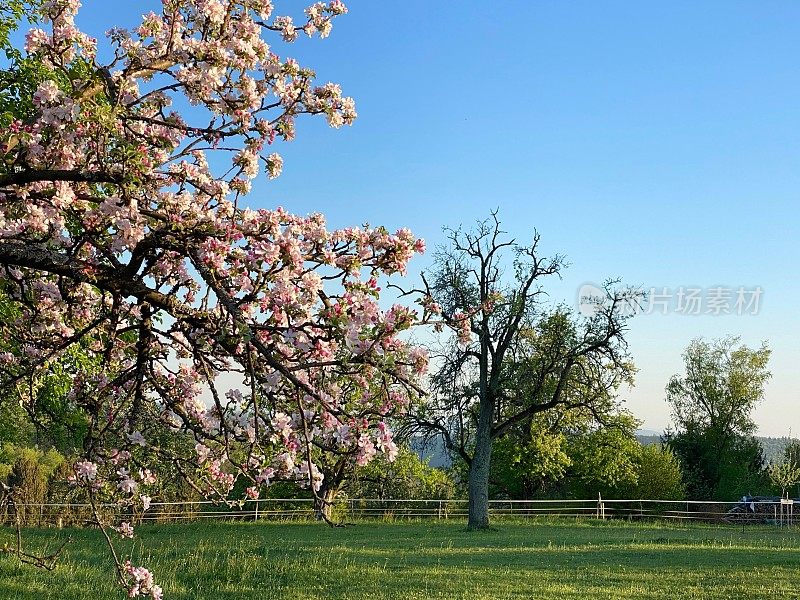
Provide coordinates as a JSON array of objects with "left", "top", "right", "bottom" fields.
[{"left": 60, "top": 1, "right": 800, "bottom": 435}]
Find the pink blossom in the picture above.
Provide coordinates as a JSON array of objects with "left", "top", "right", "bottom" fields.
[
  {"left": 123, "top": 561, "right": 160, "bottom": 599},
  {"left": 256, "top": 467, "right": 275, "bottom": 485},
  {"left": 75, "top": 460, "right": 98, "bottom": 481},
  {"left": 266, "top": 152, "right": 283, "bottom": 179},
  {"left": 1, "top": 0, "right": 427, "bottom": 591},
  {"left": 139, "top": 469, "right": 157, "bottom": 485},
  {"left": 114, "top": 522, "right": 135, "bottom": 539},
  {"left": 195, "top": 443, "right": 211, "bottom": 463},
  {"left": 118, "top": 475, "right": 138, "bottom": 495},
  {"left": 356, "top": 434, "right": 376, "bottom": 466},
  {"left": 33, "top": 80, "right": 61, "bottom": 106},
  {"left": 127, "top": 430, "right": 146, "bottom": 446},
  {"left": 24, "top": 28, "right": 50, "bottom": 53}
]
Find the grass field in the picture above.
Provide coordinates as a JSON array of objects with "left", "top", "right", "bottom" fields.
[{"left": 1, "top": 518, "right": 800, "bottom": 599}]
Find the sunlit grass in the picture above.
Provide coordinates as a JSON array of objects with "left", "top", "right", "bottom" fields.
[{"left": 2, "top": 518, "right": 800, "bottom": 599}]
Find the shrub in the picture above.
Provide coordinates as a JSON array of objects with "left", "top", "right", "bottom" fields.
[
  {"left": 621, "top": 444, "right": 685, "bottom": 501},
  {"left": 1, "top": 443, "right": 66, "bottom": 525}
]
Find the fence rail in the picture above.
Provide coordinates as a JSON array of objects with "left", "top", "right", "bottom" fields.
[{"left": 1, "top": 496, "right": 796, "bottom": 528}]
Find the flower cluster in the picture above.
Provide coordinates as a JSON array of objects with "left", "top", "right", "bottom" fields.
[{"left": 123, "top": 561, "right": 163, "bottom": 599}]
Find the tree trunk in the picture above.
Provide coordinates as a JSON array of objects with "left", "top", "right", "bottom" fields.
[
  {"left": 468, "top": 394, "right": 494, "bottom": 529},
  {"left": 314, "top": 487, "right": 338, "bottom": 522}
]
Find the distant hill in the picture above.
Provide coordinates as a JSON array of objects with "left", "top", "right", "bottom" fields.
[
  {"left": 415, "top": 434, "right": 798, "bottom": 469},
  {"left": 635, "top": 429, "right": 662, "bottom": 437},
  {"left": 636, "top": 433, "right": 797, "bottom": 464},
  {"left": 409, "top": 436, "right": 451, "bottom": 468},
  {"left": 759, "top": 437, "right": 797, "bottom": 464},
  {"left": 636, "top": 434, "right": 662, "bottom": 447}
]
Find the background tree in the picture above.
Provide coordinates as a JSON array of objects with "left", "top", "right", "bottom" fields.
[
  {"left": 489, "top": 413, "right": 572, "bottom": 499},
  {"left": 0, "top": 444, "right": 64, "bottom": 526},
  {"left": 665, "top": 336, "right": 771, "bottom": 500},
  {"left": 349, "top": 446, "right": 455, "bottom": 502},
  {"left": 784, "top": 440, "right": 800, "bottom": 470},
  {"left": 629, "top": 444, "right": 685, "bottom": 501},
  {"left": 487, "top": 408, "right": 685, "bottom": 501},
  {"left": 565, "top": 412, "right": 641, "bottom": 499},
  {"left": 608, "top": 443, "right": 685, "bottom": 501},
  {"left": 487, "top": 406, "right": 639, "bottom": 500},
  {"left": 411, "top": 214, "right": 637, "bottom": 529},
  {"left": 768, "top": 459, "right": 800, "bottom": 498},
  {"left": 764, "top": 442, "right": 800, "bottom": 498}
]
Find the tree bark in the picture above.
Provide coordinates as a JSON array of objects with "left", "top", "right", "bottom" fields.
[
  {"left": 314, "top": 487, "right": 338, "bottom": 522},
  {"left": 468, "top": 394, "right": 494, "bottom": 529}
]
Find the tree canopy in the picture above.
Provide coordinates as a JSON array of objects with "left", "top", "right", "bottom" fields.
[
  {"left": 0, "top": 1, "right": 431, "bottom": 595},
  {"left": 411, "top": 214, "right": 637, "bottom": 528},
  {"left": 666, "top": 336, "right": 771, "bottom": 500}
]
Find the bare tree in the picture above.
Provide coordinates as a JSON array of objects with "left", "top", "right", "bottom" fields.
[{"left": 409, "top": 213, "right": 637, "bottom": 529}]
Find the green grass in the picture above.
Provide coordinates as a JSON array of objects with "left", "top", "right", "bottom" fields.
[{"left": 2, "top": 518, "right": 800, "bottom": 599}]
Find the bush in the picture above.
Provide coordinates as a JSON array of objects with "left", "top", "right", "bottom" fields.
[
  {"left": 0, "top": 443, "right": 65, "bottom": 526},
  {"left": 350, "top": 446, "right": 456, "bottom": 501},
  {"left": 8, "top": 456, "right": 47, "bottom": 525},
  {"left": 619, "top": 444, "right": 685, "bottom": 500}
]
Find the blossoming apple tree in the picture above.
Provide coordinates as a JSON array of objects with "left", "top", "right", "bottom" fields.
[{"left": 0, "top": 1, "right": 431, "bottom": 596}]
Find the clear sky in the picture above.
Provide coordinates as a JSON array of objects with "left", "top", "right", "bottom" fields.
[{"left": 58, "top": 1, "right": 800, "bottom": 435}]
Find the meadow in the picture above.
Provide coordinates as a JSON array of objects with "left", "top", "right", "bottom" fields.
[{"left": 1, "top": 519, "right": 799, "bottom": 599}]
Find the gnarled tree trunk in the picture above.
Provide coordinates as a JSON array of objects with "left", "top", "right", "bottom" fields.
[{"left": 314, "top": 486, "right": 339, "bottom": 522}]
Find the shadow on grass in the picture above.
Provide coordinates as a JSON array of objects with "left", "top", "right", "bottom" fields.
[{"left": 3, "top": 520, "right": 800, "bottom": 599}]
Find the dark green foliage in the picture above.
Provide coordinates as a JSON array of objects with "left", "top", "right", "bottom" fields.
[
  {"left": 0, "top": 395, "right": 34, "bottom": 446},
  {"left": 0, "top": 287, "right": 91, "bottom": 455},
  {"left": 667, "top": 429, "right": 766, "bottom": 500},
  {"left": 0, "top": 1, "right": 43, "bottom": 129},
  {"left": 26, "top": 345, "right": 93, "bottom": 454}
]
